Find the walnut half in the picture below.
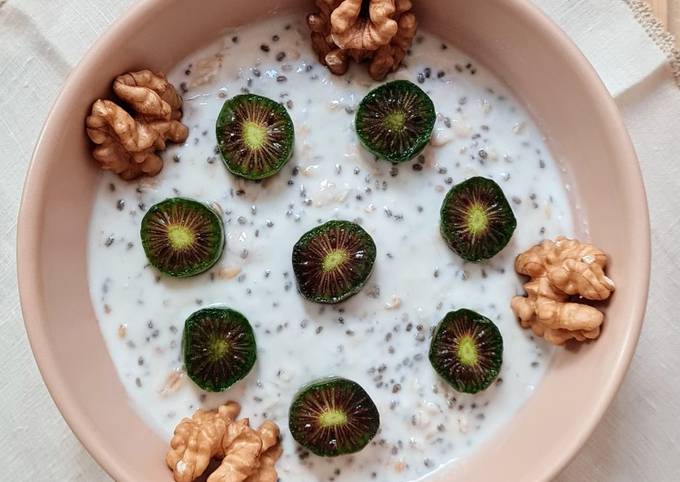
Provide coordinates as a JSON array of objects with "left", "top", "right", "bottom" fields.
[
  {"left": 166, "top": 402, "right": 282, "bottom": 482},
  {"left": 511, "top": 237, "right": 615, "bottom": 345},
  {"left": 85, "top": 70, "right": 189, "bottom": 180},
  {"left": 307, "top": 0, "right": 417, "bottom": 80}
]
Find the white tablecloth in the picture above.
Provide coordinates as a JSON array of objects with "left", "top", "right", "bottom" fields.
[{"left": 1, "top": 0, "right": 678, "bottom": 480}]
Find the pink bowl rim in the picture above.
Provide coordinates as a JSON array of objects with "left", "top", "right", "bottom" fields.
[{"left": 17, "top": 1, "right": 651, "bottom": 481}]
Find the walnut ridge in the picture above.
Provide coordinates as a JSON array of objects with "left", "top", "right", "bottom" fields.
[
  {"left": 307, "top": 0, "right": 417, "bottom": 80},
  {"left": 85, "top": 70, "right": 189, "bottom": 180},
  {"left": 511, "top": 237, "right": 615, "bottom": 345}
]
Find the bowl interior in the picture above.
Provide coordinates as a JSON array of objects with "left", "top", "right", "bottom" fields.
[{"left": 18, "top": 0, "right": 649, "bottom": 480}]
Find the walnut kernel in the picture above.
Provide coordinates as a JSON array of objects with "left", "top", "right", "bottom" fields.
[
  {"left": 307, "top": 0, "right": 417, "bottom": 80},
  {"left": 166, "top": 403, "right": 282, "bottom": 482},
  {"left": 511, "top": 237, "right": 615, "bottom": 345},
  {"left": 86, "top": 70, "right": 188, "bottom": 180}
]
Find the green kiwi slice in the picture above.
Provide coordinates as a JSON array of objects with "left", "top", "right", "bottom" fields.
[
  {"left": 288, "top": 377, "right": 380, "bottom": 457},
  {"left": 182, "top": 307, "right": 257, "bottom": 392},
  {"left": 429, "top": 309, "right": 503, "bottom": 394},
  {"left": 215, "top": 94, "right": 294, "bottom": 180},
  {"left": 440, "top": 176, "right": 517, "bottom": 262},
  {"left": 355, "top": 80, "right": 436, "bottom": 163},
  {"left": 140, "top": 197, "right": 224, "bottom": 277},
  {"left": 292, "top": 220, "right": 376, "bottom": 304}
]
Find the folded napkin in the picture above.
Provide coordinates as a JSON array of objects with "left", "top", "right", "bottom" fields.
[{"left": 0, "top": 0, "right": 677, "bottom": 480}]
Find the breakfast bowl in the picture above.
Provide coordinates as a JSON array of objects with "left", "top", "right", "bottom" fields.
[{"left": 17, "top": 0, "right": 650, "bottom": 480}]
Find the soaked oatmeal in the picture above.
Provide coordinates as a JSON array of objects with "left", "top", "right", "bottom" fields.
[{"left": 88, "top": 14, "right": 575, "bottom": 481}]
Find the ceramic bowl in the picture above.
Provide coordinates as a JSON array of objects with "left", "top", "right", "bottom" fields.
[{"left": 17, "top": 0, "right": 650, "bottom": 480}]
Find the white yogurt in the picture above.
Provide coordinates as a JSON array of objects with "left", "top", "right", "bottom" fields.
[{"left": 88, "top": 14, "right": 574, "bottom": 481}]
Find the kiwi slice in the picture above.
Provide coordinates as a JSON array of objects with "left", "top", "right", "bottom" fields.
[
  {"left": 292, "top": 220, "right": 376, "bottom": 304},
  {"left": 440, "top": 176, "right": 517, "bottom": 262},
  {"left": 429, "top": 309, "right": 503, "bottom": 394},
  {"left": 288, "top": 377, "right": 380, "bottom": 457},
  {"left": 140, "top": 197, "right": 224, "bottom": 277},
  {"left": 215, "top": 94, "right": 294, "bottom": 180},
  {"left": 182, "top": 307, "right": 257, "bottom": 392},
  {"left": 355, "top": 80, "right": 436, "bottom": 163}
]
